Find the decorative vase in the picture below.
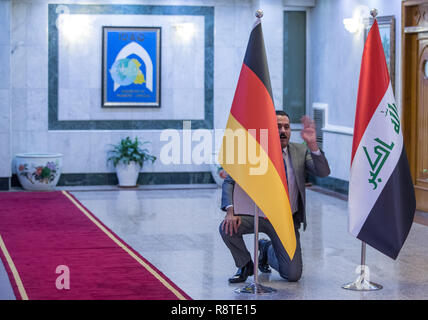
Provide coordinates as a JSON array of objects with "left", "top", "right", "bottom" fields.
[
  {"left": 15, "top": 153, "right": 63, "bottom": 191},
  {"left": 115, "top": 161, "right": 141, "bottom": 187},
  {"left": 210, "top": 153, "right": 227, "bottom": 187}
]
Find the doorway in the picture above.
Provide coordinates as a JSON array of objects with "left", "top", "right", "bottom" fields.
[{"left": 402, "top": 0, "right": 428, "bottom": 212}]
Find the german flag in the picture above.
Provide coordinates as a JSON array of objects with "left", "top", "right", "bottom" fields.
[{"left": 218, "top": 18, "right": 296, "bottom": 259}]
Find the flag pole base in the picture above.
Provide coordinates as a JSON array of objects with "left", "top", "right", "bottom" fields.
[
  {"left": 342, "top": 276, "right": 383, "bottom": 291},
  {"left": 342, "top": 242, "right": 383, "bottom": 291},
  {"left": 234, "top": 281, "right": 277, "bottom": 295},
  {"left": 234, "top": 204, "right": 276, "bottom": 295}
]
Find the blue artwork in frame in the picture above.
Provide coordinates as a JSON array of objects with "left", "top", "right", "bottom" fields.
[{"left": 102, "top": 26, "right": 161, "bottom": 108}]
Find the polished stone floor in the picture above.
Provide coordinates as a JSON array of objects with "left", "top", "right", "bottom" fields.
[{"left": 1, "top": 185, "right": 427, "bottom": 300}]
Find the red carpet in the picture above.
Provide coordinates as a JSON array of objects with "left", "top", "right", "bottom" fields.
[{"left": 0, "top": 191, "right": 191, "bottom": 300}]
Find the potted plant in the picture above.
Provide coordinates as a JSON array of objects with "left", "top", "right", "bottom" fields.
[{"left": 107, "top": 136, "right": 156, "bottom": 187}]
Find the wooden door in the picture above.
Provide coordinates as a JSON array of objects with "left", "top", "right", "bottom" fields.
[
  {"left": 416, "top": 39, "right": 428, "bottom": 211},
  {"left": 402, "top": 1, "right": 428, "bottom": 212}
]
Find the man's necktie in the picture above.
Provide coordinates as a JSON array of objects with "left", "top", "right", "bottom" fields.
[{"left": 283, "top": 151, "right": 288, "bottom": 185}]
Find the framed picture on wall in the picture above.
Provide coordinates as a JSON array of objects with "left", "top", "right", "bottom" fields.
[
  {"left": 102, "top": 26, "right": 161, "bottom": 108},
  {"left": 364, "top": 16, "right": 395, "bottom": 93}
]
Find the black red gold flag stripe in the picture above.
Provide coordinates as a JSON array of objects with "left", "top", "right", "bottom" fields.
[{"left": 219, "top": 19, "right": 296, "bottom": 259}]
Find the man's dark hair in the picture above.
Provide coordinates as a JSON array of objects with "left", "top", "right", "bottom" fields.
[{"left": 275, "top": 110, "right": 290, "bottom": 119}]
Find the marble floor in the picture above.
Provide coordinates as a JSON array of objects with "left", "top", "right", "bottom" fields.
[{"left": 1, "top": 185, "right": 427, "bottom": 300}]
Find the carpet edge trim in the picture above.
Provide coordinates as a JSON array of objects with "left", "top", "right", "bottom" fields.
[
  {"left": 0, "top": 234, "right": 29, "bottom": 300},
  {"left": 61, "top": 190, "right": 188, "bottom": 300}
]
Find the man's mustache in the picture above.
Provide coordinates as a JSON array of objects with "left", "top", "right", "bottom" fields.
[{"left": 280, "top": 134, "right": 287, "bottom": 139}]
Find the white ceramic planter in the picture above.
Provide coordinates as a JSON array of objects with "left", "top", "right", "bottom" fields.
[
  {"left": 115, "top": 161, "right": 141, "bottom": 187},
  {"left": 15, "top": 153, "right": 63, "bottom": 191}
]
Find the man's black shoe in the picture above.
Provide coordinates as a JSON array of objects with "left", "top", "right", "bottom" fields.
[
  {"left": 258, "top": 239, "right": 272, "bottom": 273},
  {"left": 228, "top": 260, "right": 254, "bottom": 283}
]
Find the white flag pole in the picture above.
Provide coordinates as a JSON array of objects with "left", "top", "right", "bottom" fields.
[{"left": 235, "top": 202, "right": 277, "bottom": 294}]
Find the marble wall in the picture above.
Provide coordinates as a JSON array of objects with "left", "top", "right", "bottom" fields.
[
  {"left": 57, "top": 14, "right": 205, "bottom": 122},
  {"left": 2, "top": 0, "right": 404, "bottom": 189},
  {"left": 7, "top": 0, "right": 291, "bottom": 180},
  {"left": 0, "top": 0, "right": 11, "bottom": 187},
  {"left": 309, "top": 0, "right": 402, "bottom": 182}
]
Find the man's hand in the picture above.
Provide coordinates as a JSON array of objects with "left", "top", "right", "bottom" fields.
[
  {"left": 221, "top": 207, "right": 241, "bottom": 236},
  {"left": 300, "top": 115, "right": 319, "bottom": 152}
]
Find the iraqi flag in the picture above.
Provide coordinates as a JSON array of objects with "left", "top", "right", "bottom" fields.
[
  {"left": 218, "top": 16, "right": 296, "bottom": 258},
  {"left": 349, "top": 20, "right": 416, "bottom": 260}
]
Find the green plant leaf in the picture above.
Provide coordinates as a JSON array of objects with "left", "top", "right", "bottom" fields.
[{"left": 107, "top": 136, "right": 156, "bottom": 167}]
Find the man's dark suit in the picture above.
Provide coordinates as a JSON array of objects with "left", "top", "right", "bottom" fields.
[{"left": 219, "top": 142, "right": 330, "bottom": 281}]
